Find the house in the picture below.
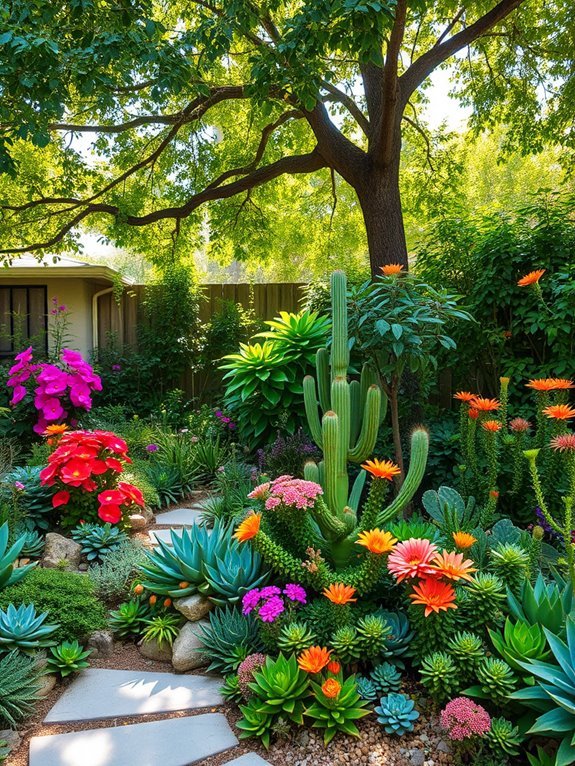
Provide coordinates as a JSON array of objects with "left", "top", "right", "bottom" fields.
[{"left": 0, "top": 256, "right": 135, "bottom": 360}]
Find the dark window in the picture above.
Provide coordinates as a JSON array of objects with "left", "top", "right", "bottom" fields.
[{"left": 0, "top": 286, "right": 48, "bottom": 358}]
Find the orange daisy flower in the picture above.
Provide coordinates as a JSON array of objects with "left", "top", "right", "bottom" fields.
[
  {"left": 454, "top": 391, "right": 475, "bottom": 403},
  {"left": 526, "top": 378, "right": 575, "bottom": 391},
  {"left": 452, "top": 531, "right": 477, "bottom": 549},
  {"left": 468, "top": 408, "right": 480, "bottom": 420},
  {"left": 381, "top": 264, "right": 404, "bottom": 276},
  {"left": 543, "top": 404, "right": 575, "bottom": 420},
  {"left": 430, "top": 550, "right": 477, "bottom": 582},
  {"left": 322, "top": 583, "right": 357, "bottom": 605},
  {"left": 469, "top": 396, "right": 500, "bottom": 412},
  {"left": 327, "top": 660, "right": 341, "bottom": 674},
  {"left": 361, "top": 458, "right": 401, "bottom": 481},
  {"left": 44, "top": 424, "right": 69, "bottom": 436},
  {"left": 482, "top": 420, "right": 502, "bottom": 433},
  {"left": 409, "top": 578, "right": 457, "bottom": 617},
  {"left": 321, "top": 678, "right": 341, "bottom": 698},
  {"left": 298, "top": 645, "right": 332, "bottom": 674},
  {"left": 517, "top": 269, "right": 545, "bottom": 287},
  {"left": 550, "top": 379, "right": 575, "bottom": 390},
  {"left": 233, "top": 512, "right": 261, "bottom": 542},
  {"left": 356, "top": 528, "right": 397, "bottom": 555}
]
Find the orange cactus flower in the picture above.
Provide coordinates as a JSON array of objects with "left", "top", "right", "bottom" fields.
[
  {"left": 526, "top": 378, "right": 575, "bottom": 391},
  {"left": 543, "top": 404, "right": 575, "bottom": 420},
  {"left": 409, "top": 578, "right": 458, "bottom": 617},
  {"left": 381, "top": 264, "right": 404, "bottom": 276},
  {"left": 482, "top": 420, "right": 502, "bottom": 433},
  {"left": 550, "top": 434, "right": 575, "bottom": 452},
  {"left": 454, "top": 391, "right": 475, "bottom": 403},
  {"left": 233, "top": 512, "right": 261, "bottom": 542},
  {"left": 430, "top": 550, "right": 477, "bottom": 582},
  {"left": 469, "top": 396, "right": 500, "bottom": 412},
  {"left": 327, "top": 660, "right": 341, "bottom": 674},
  {"left": 298, "top": 646, "right": 332, "bottom": 674},
  {"left": 321, "top": 678, "right": 342, "bottom": 698},
  {"left": 361, "top": 458, "right": 401, "bottom": 481},
  {"left": 356, "top": 528, "right": 398, "bottom": 555},
  {"left": 490, "top": 490, "right": 500, "bottom": 499},
  {"left": 468, "top": 408, "right": 480, "bottom": 420},
  {"left": 452, "top": 531, "right": 477, "bottom": 549},
  {"left": 322, "top": 583, "right": 357, "bottom": 605},
  {"left": 550, "top": 379, "right": 575, "bottom": 390},
  {"left": 517, "top": 269, "right": 545, "bottom": 287}
]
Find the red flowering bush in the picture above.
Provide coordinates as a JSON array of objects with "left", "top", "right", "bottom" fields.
[{"left": 39, "top": 429, "right": 144, "bottom": 528}]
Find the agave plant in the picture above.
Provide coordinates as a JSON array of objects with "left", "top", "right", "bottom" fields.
[
  {"left": 306, "top": 674, "right": 370, "bottom": 745},
  {"left": 0, "top": 650, "right": 46, "bottom": 727},
  {"left": 0, "top": 603, "right": 59, "bottom": 653},
  {"left": 0, "top": 522, "right": 34, "bottom": 590},
  {"left": 109, "top": 599, "right": 151, "bottom": 639},
  {"left": 71, "top": 523, "right": 128, "bottom": 562},
  {"left": 18, "top": 529, "right": 45, "bottom": 559},
  {"left": 374, "top": 692, "right": 420, "bottom": 735},
  {"left": 507, "top": 573, "right": 573, "bottom": 635},
  {"left": 46, "top": 640, "right": 92, "bottom": 677},
  {"left": 198, "top": 606, "right": 263, "bottom": 674},
  {"left": 200, "top": 537, "right": 270, "bottom": 605},
  {"left": 489, "top": 618, "right": 550, "bottom": 673}
]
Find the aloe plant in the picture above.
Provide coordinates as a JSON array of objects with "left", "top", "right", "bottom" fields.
[
  {"left": 306, "top": 674, "right": 370, "bottom": 744},
  {"left": 47, "top": 640, "right": 92, "bottom": 677},
  {"left": 0, "top": 522, "right": 35, "bottom": 590},
  {"left": 508, "top": 573, "right": 573, "bottom": 635},
  {"left": 0, "top": 603, "right": 59, "bottom": 653},
  {"left": 109, "top": 598, "right": 151, "bottom": 639}
]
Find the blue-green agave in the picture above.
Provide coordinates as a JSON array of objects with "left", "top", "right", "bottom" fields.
[
  {"left": 508, "top": 573, "right": 573, "bottom": 635},
  {"left": 0, "top": 603, "right": 59, "bottom": 653},
  {"left": 71, "top": 523, "right": 128, "bottom": 562},
  {"left": 0, "top": 523, "right": 35, "bottom": 590},
  {"left": 374, "top": 692, "right": 419, "bottom": 735}
]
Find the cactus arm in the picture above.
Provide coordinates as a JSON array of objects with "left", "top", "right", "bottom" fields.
[
  {"left": 349, "top": 385, "right": 381, "bottom": 463},
  {"left": 376, "top": 428, "right": 429, "bottom": 526},
  {"left": 323, "top": 411, "right": 348, "bottom": 514},
  {"left": 316, "top": 348, "right": 331, "bottom": 412},
  {"left": 304, "top": 460, "right": 320, "bottom": 484},
  {"left": 303, "top": 375, "right": 323, "bottom": 448},
  {"left": 332, "top": 376, "right": 351, "bottom": 470},
  {"left": 331, "top": 271, "right": 349, "bottom": 378},
  {"left": 348, "top": 471, "right": 367, "bottom": 513},
  {"left": 312, "top": 496, "right": 348, "bottom": 539},
  {"left": 349, "top": 379, "right": 361, "bottom": 446}
]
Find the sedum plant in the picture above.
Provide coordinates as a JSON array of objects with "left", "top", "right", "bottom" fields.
[
  {"left": 0, "top": 522, "right": 34, "bottom": 590},
  {"left": 198, "top": 606, "right": 263, "bottom": 674},
  {"left": 71, "top": 522, "right": 128, "bottom": 562},
  {"left": 489, "top": 542, "right": 530, "bottom": 594},
  {"left": 0, "top": 603, "right": 59, "bottom": 653},
  {"left": 419, "top": 652, "right": 459, "bottom": 703},
  {"left": 447, "top": 631, "right": 484, "bottom": 680},
  {"left": 374, "top": 692, "right": 420, "bottom": 735},
  {"left": 370, "top": 662, "right": 401, "bottom": 694},
  {"left": 220, "top": 674, "right": 243, "bottom": 703},
  {"left": 467, "top": 657, "right": 517, "bottom": 706},
  {"left": 305, "top": 674, "right": 370, "bottom": 745},
  {"left": 0, "top": 650, "right": 46, "bottom": 727},
  {"left": 486, "top": 716, "right": 522, "bottom": 759},
  {"left": 46, "top": 640, "right": 92, "bottom": 677},
  {"left": 458, "top": 573, "right": 506, "bottom": 633},
  {"left": 278, "top": 621, "right": 316, "bottom": 654},
  {"left": 109, "top": 598, "right": 151, "bottom": 639},
  {"left": 356, "top": 614, "right": 392, "bottom": 661},
  {"left": 330, "top": 625, "right": 362, "bottom": 665},
  {"left": 488, "top": 618, "right": 550, "bottom": 673}
]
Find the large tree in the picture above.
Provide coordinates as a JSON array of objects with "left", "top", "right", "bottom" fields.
[{"left": 0, "top": 1, "right": 571, "bottom": 272}]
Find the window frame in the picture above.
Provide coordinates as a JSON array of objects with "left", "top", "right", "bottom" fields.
[{"left": 0, "top": 284, "right": 48, "bottom": 358}]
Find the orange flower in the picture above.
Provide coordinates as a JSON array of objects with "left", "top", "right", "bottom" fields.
[
  {"left": 468, "top": 408, "right": 480, "bottom": 420},
  {"left": 551, "top": 378, "right": 575, "bottom": 390},
  {"left": 489, "top": 489, "right": 500, "bottom": 499},
  {"left": 452, "top": 531, "right": 477, "bottom": 549},
  {"left": 233, "top": 512, "right": 261, "bottom": 542},
  {"left": 149, "top": 595, "right": 157, "bottom": 605},
  {"left": 133, "top": 583, "right": 144, "bottom": 595},
  {"left": 543, "top": 404, "right": 575, "bottom": 420},
  {"left": 409, "top": 578, "right": 457, "bottom": 617},
  {"left": 356, "top": 528, "right": 397, "bottom": 554},
  {"left": 322, "top": 583, "right": 357, "bottom": 605},
  {"left": 179, "top": 581, "right": 190, "bottom": 589},
  {"left": 454, "top": 391, "right": 475, "bottom": 403},
  {"left": 470, "top": 396, "right": 500, "bottom": 412},
  {"left": 482, "top": 420, "right": 502, "bottom": 433},
  {"left": 298, "top": 646, "right": 332, "bottom": 674},
  {"left": 321, "top": 678, "right": 341, "bottom": 698},
  {"left": 44, "top": 424, "right": 69, "bottom": 436},
  {"left": 381, "top": 264, "right": 404, "bottom": 276},
  {"left": 163, "top": 598, "right": 172, "bottom": 608},
  {"left": 430, "top": 550, "right": 477, "bottom": 582},
  {"left": 327, "top": 660, "right": 341, "bottom": 674},
  {"left": 517, "top": 269, "right": 545, "bottom": 287},
  {"left": 526, "top": 378, "right": 575, "bottom": 391},
  {"left": 361, "top": 458, "right": 401, "bottom": 481}
]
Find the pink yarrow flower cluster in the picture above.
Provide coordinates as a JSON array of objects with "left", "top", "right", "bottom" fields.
[
  {"left": 7, "top": 347, "right": 102, "bottom": 434},
  {"left": 440, "top": 697, "right": 491, "bottom": 741},
  {"left": 248, "top": 475, "right": 323, "bottom": 511}
]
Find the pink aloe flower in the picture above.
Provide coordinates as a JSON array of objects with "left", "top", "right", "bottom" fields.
[{"left": 387, "top": 538, "right": 438, "bottom": 583}]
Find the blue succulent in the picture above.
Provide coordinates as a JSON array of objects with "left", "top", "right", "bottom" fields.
[
  {"left": 375, "top": 609, "right": 414, "bottom": 668},
  {"left": 375, "top": 692, "right": 419, "bottom": 735},
  {"left": 355, "top": 676, "right": 378, "bottom": 702},
  {"left": 370, "top": 661, "right": 402, "bottom": 694}
]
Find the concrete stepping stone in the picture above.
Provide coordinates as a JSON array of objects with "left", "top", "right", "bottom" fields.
[
  {"left": 155, "top": 507, "right": 203, "bottom": 526},
  {"left": 30, "top": 712, "right": 237, "bottom": 766},
  {"left": 44, "top": 669, "right": 223, "bottom": 723},
  {"left": 223, "top": 754, "right": 273, "bottom": 766},
  {"left": 149, "top": 527, "right": 212, "bottom": 546}
]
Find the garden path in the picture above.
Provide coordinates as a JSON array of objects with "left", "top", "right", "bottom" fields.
[{"left": 29, "top": 504, "right": 271, "bottom": 766}]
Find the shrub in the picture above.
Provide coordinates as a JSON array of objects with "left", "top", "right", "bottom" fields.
[
  {"left": 257, "top": 429, "right": 321, "bottom": 479},
  {"left": 88, "top": 539, "right": 147, "bottom": 601},
  {"left": 0, "top": 567, "right": 107, "bottom": 642},
  {"left": 0, "top": 650, "right": 45, "bottom": 727}
]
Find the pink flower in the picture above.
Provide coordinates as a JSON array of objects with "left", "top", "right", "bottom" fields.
[
  {"left": 10, "top": 385, "right": 27, "bottom": 405},
  {"left": 41, "top": 397, "right": 66, "bottom": 421},
  {"left": 440, "top": 697, "right": 491, "bottom": 741},
  {"left": 248, "top": 482, "right": 271, "bottom": 500},
  {"left": 387, "top": 538, "right": 438, "bottom": 583},
  {"left": 15, "top": 346, "right": 33, "bottom": 364},
  {"left": 14, "top": 481, "right": 25, "bottom": 491}
]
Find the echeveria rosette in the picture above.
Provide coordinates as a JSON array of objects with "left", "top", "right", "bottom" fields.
[{"left": 305, "top": 673, "right": 370, "bottom": 745}]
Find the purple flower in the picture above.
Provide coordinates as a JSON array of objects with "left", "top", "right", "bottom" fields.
[
  {"left": 258, "top": 586, "right": 282, "bottom": 599},
  {"left": 258, "top": 595, "right": 285, "bottom": 623},
  {"left": 112, "top": 364, "right": 122, "bottom": 372},
  {"left": 146, "top": 444, "right": 159, "bottom": 453},
  {"left": 242, "top": 588, "right": 262, "bottom": 615},
  {"left": 14, "top": 481, "right": 25, "bottom": 491},
  {"left": 283, "top": 583, "right": 307, "bottom": 604}
]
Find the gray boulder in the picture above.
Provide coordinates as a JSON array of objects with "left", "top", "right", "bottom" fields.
[
  {"left": 42, "top": 533, "right": 82, "bottom": 569},
  {"left": 173, "top": 594, "right": 213, "bottom": 622},
  {"left": 171, "top": 620, "right": 210, "bottom": 672}
]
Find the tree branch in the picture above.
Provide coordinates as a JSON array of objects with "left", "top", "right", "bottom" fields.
[
  {"left": 378, "top": 0, "right": 408, "bottom": 164},
  {"left": 321, "top": 81, "right": 370, "bottom": 136}
]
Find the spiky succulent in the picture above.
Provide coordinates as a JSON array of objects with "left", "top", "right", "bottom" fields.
[
  {"left": 375, "top": 610, "right": 414, "bottom": 668},
  {"left": 0, "top": 650, "right": 46, "bottom": 727},
  {"left": 221, "top": 674, "right": 243, "bottom": 703},
  {"left": 306, "top": 674, "right": 371, "bottom": 745},
  {"left": 278, "top": 621, "right": 316, "bottom": 653},
  {"left": 470, "top": 657, "right": 517, "bottom": 706},
  {"left": 486, "top": 716, "right": 522, "bottom": 757},
  {"left": 109, "top": 598, "right": 151, "bottom": 639},
  {"left": 330, "top": 625, "right": 362, "bottom": 664},
  {"left": 198, "top": 606, "right": 263, "bottom": 674},
  {"left": 458, "top": 573, "right": 506, "bottom": 632},
  {"left": 374, "top": 692, "right": 420, "bottom": 735},
  {"left": 370, "top": 662, "right": 402, "bottom": 694},
  {"left": 356, "top": 614, "right": 391, "bottom": 660},
  {"left": 0, "top": 603, "right": 59, "bottom": 653},
  {"left": 356, "top": 676, "right": 378, "bottom": 702},
  {"left": 490, "top": 543, "right": 530, "bottom": 595},
  {"left": 507, "top": 572, "right": 572, "bottom": 635},
  {"left": 17, "top": 529, "right": 45, "bottom": 559},
  {"left": 489, "top": 618, "right": 549, "bottom": 673},
  {"left": 0, "top": 522, "right": 34, "bottom": 590},
  {"left": 71, "top": 523, "right": 128, "bottom": 562},
  {"left": 46, "top": 640, "right": 92, "bottom": 677},
  {"left": 447, "top": 631, "right": 484, "bottom": 679},
  {"left": 142, "top": 613, "right": 183, "bottom": 647},
  {"left": 2, "top": 466, "right": 53, "bottom": 531},
  {"left": 419, "top": 652, "right": 459, "bottom": 703}
]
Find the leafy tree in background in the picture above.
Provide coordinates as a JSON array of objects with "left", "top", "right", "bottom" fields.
[{"left": 0, "top": 1, "right": 572, "bottom": 273}]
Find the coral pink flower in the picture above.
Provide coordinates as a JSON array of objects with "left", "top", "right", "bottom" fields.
[
  {"left": 440, "top": 697, "right": 491, "bottom": 741},
  {"left": 387, "top": 538, "right": 438, "bottom": 583}
]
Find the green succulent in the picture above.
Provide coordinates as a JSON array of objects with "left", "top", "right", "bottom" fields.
[
  {"left": 306, "top": 674, "right": 370, "bottom": 745},
  {"left": 198, "top": 606, "right": 263, "bottom": 674},
  {"left": 507, "top": 572, "right": 573, "bottom": 635},
  {"left": 447, "top": 630, "right": 484, "bottom": 676},
  {"left": 140, "top": 463, "right": 183, "bottom": 507},
  {"left": 71, "top": 523, "right": 128, "bottom": 562},
  {"left": 486, "top": 716, "right": 522, "bottom": 757},
  {"left": 221, "top": 674, "right": 243, "bottom": 703},
  {"left": 489, "top": 618, "right": 550, "bottom": 673},
  {"left": 0, "top": 522, "right": 34, "bottom": 590},
  {"left": 2, "top": 466, "right": 53, "bottom": 531},
  {"left": 355, "top": 676, "right": 378, "bottom": 701},
  {"left": 330, "top": 625, "right": 362, "bottom": 664},
  {"left": 374, "top": 692, "right": 420, "bottom": 735},
  {"left": 419, "top": 652, "right": 459, "bottom": 703},
  {"left": 200, "top": 544, "right": 270, "bottom": 606},
  {"left": 46, "top": 640, "right": 92, "bottom": 677},
  {"left": 388, "top": 516, "right": 443, "bottom": 544},
  {"left": 370, "top": 662, "right": 402, "bottom": 694},
  {"left": 458, "top": 573, "right": 506, "bottom": 632},
  {"left": 278, "top": 621, "right": 315, "bottom": 653},
  {"left": 0, "top": 740, "right": 9, "bottom": 761},
  {"left": 255, "top": 310, "right": 331, "bottom": 363},
  {"left": 375, "top": 610, "right": 414, "bottom": 668},
  {"left": 422, "top": 485, "right": 480, "bottom": 537},
  {"left": 356, "top": 614, "right": 392, "bottom": 660},
  {"left": 0, "top": 603, "right": 59, "bottom": 653},
  {"left": 17, "top": 529, "right": 45, "bottom": 559},
  {"left": 109, "top": 598, "right": 151, "bottom": 639},
  {"left": 467, "top": 657, "right": 517, "bottom": 706},
  {"left": 0, "top": 650, "right": 46, "bottom": 727},
  {"left": 142, "top": 613, "right": 183, "bottom": 647},
  {"left": 490, "top": 542, "right": 530, "bottom": 595},
  {"left": 527, "top": 746, "right": 559, "bottom": 766}
]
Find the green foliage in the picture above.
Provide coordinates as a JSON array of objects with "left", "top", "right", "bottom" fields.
[
  {"left": 201, "top": 298, "right": 261, "bottom": 383},
  {"left": 446, "top": 631, "right": 484, "bottom": 680},
  {"left": 18, "top": 529, "right": 44, "bottom": 558},
  {"left": 422, "top": 486, "right": 480, "bottom": 538},
  {"left": 109, "top": 599, "right": 151, "bottom": 639},
  {"left": 46, "top": 640, "right": 92, "bottom": 677},
  {"left": 330, "top": 625, "right": 362, "bottom": 665},
  {"left": 0, "top": 603, "right": 59, "bottom": 653},
  {"left": 221, "top": 673, "right": 243, "bottom": 703},
  {"left": 71, "top": 523, "right": 129, "bottom": 562},
  {"left": 258, "top": 429, "right": 321, "bottom": 479},
  {"left": 490, "top": 542, "right": 530, "bottom": 595},
  {"left": 88, "top": 539, "right": 147, "bottom": 600},
  {"left": 388, "top": 515, "right": 442, "bottom": 545},
  {"left": 198, "top": 606, "right": 263, "bottom": 674},
  {"left": 486, "top": 717, "right": 523, "bottom": 759},
  {"left": 527, "top": 746, "right": 559, "bottom": 766},
  {"left": 0, "top": 740, "right": 8, "bottom": 761},
  {"left": 142, "top": 613, "right": 183, "bottom": 648},
  {"left": 0, "top": 567, "right": 107, "bottom": 643},
  {"left": 467, "top": 657, "right": 517, "bottom": 706},
  {"left": 489, "top": 618, "right": 550, "bottom": 673},
  {"left": 0, "top": 521, "right": 34, "bottom": 590},
  {"left": 370, "top": 662, "right": 401, "bottom": 694},
  {"left": 306, "top": 674, "right": 370, "bottom": 745},
  {"left": 374, "top": 692, "right": 420, "bottom": 736},
  {"left": 374, "top": 610, "right": 414, "bottom": 668},
  {"left": 200, "top": 456, "right": 254, "bottom": 526},
  {"left": 458, "top": 573, "right": 507, "bottom": 632},
  {"left": 419, "top": 652, "right": 459, "bottom": 703},
  {"left": 139, "top": 463, "right": 183, "bottom": 508},
  {"left": 356, "top": 614, "right": 392, "bottom": 661},
  {"left": 277, "top": 621, "right": 315, "bottom": 654},
  {"left": 0, "top": 466, "right": 53, "bottom": 531},
  {"left": 507, "top": 573, "right": 573, "bottom": 635},
  {"left": 149, "top": 431, "right": 200, "bottom": 495},
  {"left": 0, "top": 650, "right": 45, "bottom": 727}
]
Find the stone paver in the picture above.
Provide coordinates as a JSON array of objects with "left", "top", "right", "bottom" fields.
[
  {"left": 223, "top": 754, "right": 273, "bottom": 766},
  {"left": 155, "top": 507, "right": 204, "bottom": 526},
  {"left": 30, "top": 713, "right": 237, "bottom": 766},
  {"left": 148, "top": 528, "right": 180, "bottom": 546},
  {"left": 44, "top": 669, "right": 223, "bottom": 723}
]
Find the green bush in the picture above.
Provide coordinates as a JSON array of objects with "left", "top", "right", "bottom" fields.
[
  {"left": 0, "top": 568, "right": 107, "bottom": 642},
  {"left": 88, "top": 539, "right": 147, "bottom": 601}
]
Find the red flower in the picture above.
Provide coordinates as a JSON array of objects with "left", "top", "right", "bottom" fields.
[
  {"left": 98, "top": 504, "right": 123, "bottom": 524},
  {"left": 105, "top": 457, "right": 124, "bottom": 472},
  {"left": 60, "top": 458, "right": 92, "bottom": 485},
  {"left": 90, "top": 459, "right": 109, "bottom": 475},
  {"left": 52, "top": 490, "right": 70, "bottom": 508},
  {"left": 39, "top": 463, "right": 58, "bottom": 486},
  {"left": 118, "top": 482, "right": 145, "bottom": 507},
  {"left": 81, "top": 478, "right": 98, "bottom": 492},
  {"left": 98, "top": 489, "right": 125, "bottom": 506}
]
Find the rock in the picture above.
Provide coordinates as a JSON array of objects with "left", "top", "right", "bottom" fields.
[
  {"left": 87, "top": 630, "right": 114, "bottom": 658},
  {"left": 38, "top": 674, "right": 58, "bottom": 697},
  {"left": 409, "top": 748, "right": 425, "bottom": 766},
  {"left": 78, "top": 563, "right": 88, "bottom": 571},
  {"left": 171, "top": 620, "right": 210, "bottom": 671},
  {"left": 173, "top": 594, "right": 213, "bottom": 622},
  {"left": 42, "top": 533, "right": 82, "bottom": 569},
  {"left": 128, "top": 513, "right": 149, "bottom": 531},
  {"left": 0, "top": 729, "right": 21, "bottom": 752},
  {"left": 138, "top": 637, "right": 173, "bottom": 663},
  {"left": 436, "top": 739, "right": 450, "bottom": 754}
]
